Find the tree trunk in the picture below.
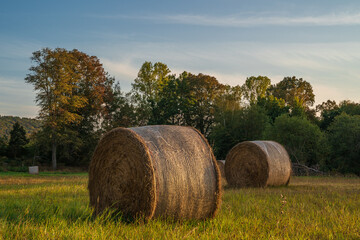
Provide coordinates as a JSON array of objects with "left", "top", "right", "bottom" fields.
[{"left": 52, "top": 141, "right": 57, "bottom": 170}]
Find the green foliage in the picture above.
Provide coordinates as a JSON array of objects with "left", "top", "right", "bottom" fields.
[
  {"left": 7, "top": 122, "right": 29, "bottom": 159},
  {"left": 327, "top": 113, "right": 360, "bottom": 175},
  {"left": 18, "top": 55, "right": 360, "bottom": 174},
  {"left": 132, "top": 66, "right": 226, "bottom": 136},
  {"left": 290, "top": 97, "right": 307, "bottom": 118},
  {"left": 339, "top": 100, "right": 360, "bottom": 115},
  {"left": 257, "top": 95, "right": 289, "bottom": 123},
  {"left": 316, "top": 100, "right": 340, "bottom": 130},
  {"left": 0, "top": 136, "right": 7, "bottom": 156},
  {"left": 132, "top": 61, "right": 171, "bottom": 103},
  {"left": 102, "top": 82, "right": 137, "bottom": 130},
  {"left": 317, "top": 100, "right": 360, "bottom": 130},
  {"left": 268, "top": 76, "right": 315, "bottom": 108},
  {"left": 153, "top": 76, "right": 180, "bottom": 125},
  {"left": 265, "top": 114, "right": 328, "bottom": 167},
  {"left": 176, "top": 73, "right": 225, "bottom": 135},
  {"left": 215, "top": 85, "right": 242, "bottom": 113},
  {"left": 211, "top": 105, "right": 269, "bottom": 159},
  {"left": 213, "top": 84, "right": 243, "bottom": 130},
  {"left": 0, "top": 174, "right": 359, "bottom": 239},
  {"left": 29, "top": 128, "right": 51, "bottom": 162},
  {"left": 242, "top": 75, "right": 271, "bottom": 105},
  {"left": 131, "top": 61, "right": 172, "bottom": 125},
  {"left": 5, "top": 166, "right": 28, "bottom": 172}
]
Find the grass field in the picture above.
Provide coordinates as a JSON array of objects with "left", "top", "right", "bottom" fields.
[{"left": 0, "top": 173, "right": 359, "bottom": 239}]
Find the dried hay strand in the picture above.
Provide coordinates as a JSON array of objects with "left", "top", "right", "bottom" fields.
[
  {"left": 216, "top": 160, "right": 227, "bottom": 186},
  {"left": 225, "top": 141, "right": 291, "bottom": 188},
  {"left": 88, "top": 125, "right": 221, "bottom": 221}
]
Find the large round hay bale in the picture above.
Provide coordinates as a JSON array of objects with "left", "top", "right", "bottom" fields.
[
  {"left": 88, "top": 125, "right": 221, "bottom": 220},
  {"left": 225, "top": 141, "right": 291, "bottom": 188},
  {"left": 216, "top": 160, "right": 227, "bottom": 186}
]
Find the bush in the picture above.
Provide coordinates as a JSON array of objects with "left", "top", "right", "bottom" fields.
[
  {"left": 327, "top": 113, "right": 360, "bottom": 175},
  {"left": 7, "top": 166, "right": 28, "bottom": 172},
  {"left": 264, "top": 114, "right": 328, "bottom": 167}
]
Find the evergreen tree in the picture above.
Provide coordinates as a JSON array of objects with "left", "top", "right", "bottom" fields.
[
  {"left": 0, "top": 136, "right": 7, "bottom": 156},
  {"left": 7, "top": 122, "right": 29, "bottom": 159}
]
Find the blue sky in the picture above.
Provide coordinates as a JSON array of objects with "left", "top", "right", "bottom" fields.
[{"left": 1, "top": 0, "right": 360, "bottom": 117}]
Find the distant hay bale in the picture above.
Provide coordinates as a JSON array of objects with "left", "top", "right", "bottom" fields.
[
  {"left": 28, "top": 166, "right": 39, "bottom": 174},
  {"left": 216, "top": 160, "right": 227, "bottom": 186},
  {"left": 88, "top": 125, "right": 221, "bottom": 221},
  {"left": 225, "top": 141, "right": 291, "bottom": 188}
]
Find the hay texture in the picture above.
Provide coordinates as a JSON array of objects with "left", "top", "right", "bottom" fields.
[
  {"left": 225, "top": 141, "right": 291, "bottom": 188},
  {"left": 216, "top": 160, "right": 227, "bottom": 186},
  {"left": 88, "top": 125, "right": 221, "bottom": 220}
]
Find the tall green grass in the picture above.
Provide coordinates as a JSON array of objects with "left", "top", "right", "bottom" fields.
[{"left": 0, "top": 173, "right": 359, "bottom": 239}]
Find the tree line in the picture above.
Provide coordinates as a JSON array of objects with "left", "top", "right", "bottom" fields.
[
  {"left": 0, "top": 48, "right": 359, "bottom": 175},
  {"left": 0, "top": 116, "right": 41, "bottom": 137}
]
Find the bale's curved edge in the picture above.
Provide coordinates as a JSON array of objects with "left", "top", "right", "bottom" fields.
[
  {"left": 88, "top": 127, "right": 156, "bottom": 220},
  {"left": 216, "top": 160, "right": 227, "bottom": 187},
  {"left": 191, "top": 127, "right": 222, "bottom": 219},
  {"left": 252, "top": 141, "right": 291, "bottom": 187},
  {"left": 132, "top": 125, "right": 222, "bottom": 220}
]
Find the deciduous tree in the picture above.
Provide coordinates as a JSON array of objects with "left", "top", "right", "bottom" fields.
[
  {"left": 268, "top": 76, "right": 315, "bottom": 109},
  {"left": 257, "top": 95, "right": 289, "bottom": 123},
  {"left": 178, "top": 73, "right": 225, "bottom": 136},
  {"left": 102, "top": 82, "right": 137, "bottom": 130},
  {"left": 131, "top": 61, "right": 172, "bottom": 125},
  {"left": 327, "top": 113, "right": 360, "bottom": 175},
  {"left": 264, "top": 114, "right": 327, "bottom": 167},
  {"left": 242, "top": 76, "right": 271, "bottom": 105},
  {"left": 317, "top": 100, "right": 360, "bottom": 130},
  {"left": 316, "top": 100, "right": 339, "bottom": 130},
  {"left": 210, "top": 105, "right": 269, "bottom": 159},
  {"left": 25, "top": 48, "right": 109, "bottom": 169}
]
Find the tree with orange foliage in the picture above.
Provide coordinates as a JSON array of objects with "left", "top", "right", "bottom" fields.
[{"left": 25, "top": 48, "right": 110, "bottom": 169}]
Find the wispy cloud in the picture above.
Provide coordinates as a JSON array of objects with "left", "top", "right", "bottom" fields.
[
  {"left": 100, "top": 59, "right": 140, "bottom": 89},
  {"left": 168, "top": 13, "right": 360, "bottom": 27},
  {"left": 100, "top": 12, "right": 360, "bottom": 27},
  {"left": 101, "top": 59, "right": 138, "bottom": 79}
]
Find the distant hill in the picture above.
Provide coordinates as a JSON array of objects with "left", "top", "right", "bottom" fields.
[{"left": 0, "top": 116, "right": 42, "bottom": 137}]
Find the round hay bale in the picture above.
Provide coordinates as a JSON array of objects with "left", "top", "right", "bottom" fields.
[
  {"left": 216, "top": 160, "right": 227, "bottom": 186},
  {"left": 88, "top": 125, "right": 221, "bottom": 220},
  {"left": 225, "top": 141, "right": 291, "bottom": 188}
]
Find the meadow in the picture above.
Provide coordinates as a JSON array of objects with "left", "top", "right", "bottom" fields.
[{"left": 0, "top": 172, "right": 359, "bottom": 239}]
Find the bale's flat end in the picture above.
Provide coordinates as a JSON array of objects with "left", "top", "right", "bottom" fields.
[
  {"left": 88, "top": 127, "right": 156, "bottom": 220},
  {"left": 225, "top": 141, "right": 269, "bottom": 188}
]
